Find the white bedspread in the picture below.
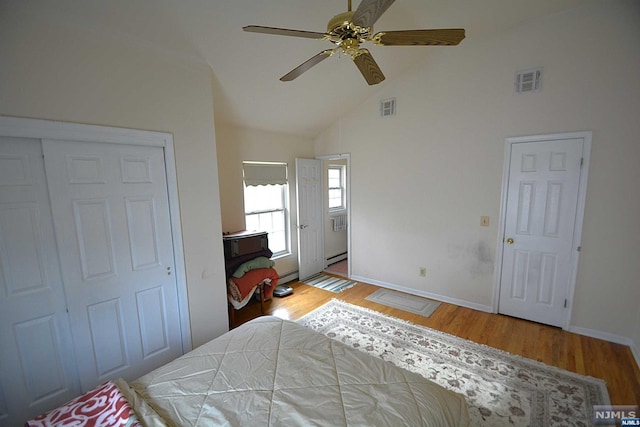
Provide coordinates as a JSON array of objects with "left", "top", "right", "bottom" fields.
[{"left": 130, "top": 316, "right": 469, "bottom": 426}]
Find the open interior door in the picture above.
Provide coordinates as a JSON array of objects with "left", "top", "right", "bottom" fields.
[{"left": 295, "top": 158, "right": 324, "bottom": 280}]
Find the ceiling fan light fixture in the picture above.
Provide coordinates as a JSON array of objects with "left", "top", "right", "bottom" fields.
[
  {"left": 243, "top": 0, "right": 465, "bottom": 85},
  {"left": 338, "top": 38, "right": 364, "bottom": 59}
]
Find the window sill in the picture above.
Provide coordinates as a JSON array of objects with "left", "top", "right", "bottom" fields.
[{"left": 271, "top": 251, "right": 292, "bottom": 261}]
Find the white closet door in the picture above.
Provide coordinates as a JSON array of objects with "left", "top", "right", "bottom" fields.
[
  {"left": 42, "top": 139, "right": 183, "bottom": 391},
  {"left": 0, "top": 137, "right": 79, "bottom": 426}
]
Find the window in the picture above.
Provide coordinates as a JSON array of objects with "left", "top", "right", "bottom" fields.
[
  {"left": 328, "top": 165, "right": 346, "bottom": 211},
  {"left": 243, "top": 162, "right": 289, "bottom": 257}
]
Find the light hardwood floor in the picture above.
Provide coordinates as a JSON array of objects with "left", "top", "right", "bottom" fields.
[{"left": 231, "top": 279, "right": 640, "bottom": 406}]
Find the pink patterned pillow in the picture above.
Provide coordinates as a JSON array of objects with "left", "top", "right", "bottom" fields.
[{"left": 26, "top": 381, "right": 141, "bottom": 427}]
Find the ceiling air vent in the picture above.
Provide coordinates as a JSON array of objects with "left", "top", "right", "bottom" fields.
[
  {"left": 515, "top": 67, "right": 542, "bottom": 94},
  {"left": 380, "top": 98, "right": 396, "bottom": 117}
]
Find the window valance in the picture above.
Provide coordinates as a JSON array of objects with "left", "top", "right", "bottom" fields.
[{"left": 243, "top": 162, "right": 287, "bottom": 186}]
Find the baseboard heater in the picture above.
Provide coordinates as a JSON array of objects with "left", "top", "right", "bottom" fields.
[
  {"left": 278, "top": 270, "right": 299, "bottom": 284},
  {"left": 327, "top": 252, "right": 347, "bottom": 264}
]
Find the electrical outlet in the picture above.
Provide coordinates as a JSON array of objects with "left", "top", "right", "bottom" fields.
[
  {"left": 480, "top": 216, "right": 490, "bottom": 227},
  {"left": 419, "top": 267, "right": 427, "bottom": 277}
]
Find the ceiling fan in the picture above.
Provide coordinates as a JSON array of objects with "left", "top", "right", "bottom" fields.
[{"left": 243, "top": 0, "right": 465, "bottom": 85}]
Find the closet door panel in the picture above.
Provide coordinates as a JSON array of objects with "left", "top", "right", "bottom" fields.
[
  {"left": 0, "top": 137, "right": 79, "bottom": 427},
  {"left": 42, "top": 139, "right": 183, "bottom": 391}
]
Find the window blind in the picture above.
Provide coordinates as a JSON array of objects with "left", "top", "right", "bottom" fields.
[{"left": 243, "top": 162, "right": 287, "bottom": 187}]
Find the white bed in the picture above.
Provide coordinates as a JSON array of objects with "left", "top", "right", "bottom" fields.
[
  {"left": 129, "top": 316, "right": 469, "bottom": 426},
  {"left": 28, "top": 315, "right": 469, "bottom": 426}
]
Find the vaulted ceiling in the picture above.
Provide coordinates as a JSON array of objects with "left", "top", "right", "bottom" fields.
[{"left": 17, "top": 0, "right": 587, "bottom": 137}]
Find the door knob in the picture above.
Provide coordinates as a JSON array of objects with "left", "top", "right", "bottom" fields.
[
  {"left": 506, "top": 237, "right": 514, "bottom": 244},
  {"left": 299, "top": 224, "right": 308, "bottom": 229}
]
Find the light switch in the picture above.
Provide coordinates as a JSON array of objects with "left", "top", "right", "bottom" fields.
[{"left": 480, "top": 216, "right": 490, "bottom": 227}]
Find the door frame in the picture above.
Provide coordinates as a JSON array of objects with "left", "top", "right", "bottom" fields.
[
  {"left": 0, "top": 116, "right": 191, "bottom": 351},
  {"left": 492, "top": 131, "right": 592, "bottom": 330},
  {"left": 316, "top": 153, "right": 351, "bottom": 278}
]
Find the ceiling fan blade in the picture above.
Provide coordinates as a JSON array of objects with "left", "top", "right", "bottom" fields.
[
  {"left": 352, "top": 0, "right": 395, "bottom": 28},
  {"left": 243, "top": 25, "right": 326, "bottom": 40},
  {"left": 353, "top": 50, "right": 385, "bottom": 85},
  {"left": 375, "top": 29, "right": 465, "bottom": 46},
  {"left": 280, "top": 50, "right": 333, "bottom": 81}
]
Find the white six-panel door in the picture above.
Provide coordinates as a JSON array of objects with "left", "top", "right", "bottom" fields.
[
  {"left": 296, "top": 158, "right": 324, "bottom": 281},
  {"left": 498, "top": 137, "right": 584, "bottom": 327},
  {"left": 0, "top": 137, "right": 80, "bottom": 426},
  {"left": 42, "top": 139, "right": 183, "bottom": 391}
]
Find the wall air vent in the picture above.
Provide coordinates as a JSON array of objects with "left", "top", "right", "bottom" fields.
[
  {"left": 515, "top": 67, "right": 543, "bottom": 94},
  {"left": 380, "top": 97, "right": 396, "bottom": 117}
]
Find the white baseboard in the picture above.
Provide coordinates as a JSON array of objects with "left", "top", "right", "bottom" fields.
[
  {"left": 350, "top": 275, "right": 493, "bottom": 313},
  {"left": 569, "top": 326, "right": 640, "bottom": 369},
  {"left": 351, "top": 275, "right": 640, "bottom": 370},
  {"left": 568, "top": 326, "right": 632, "bottom": 346}
]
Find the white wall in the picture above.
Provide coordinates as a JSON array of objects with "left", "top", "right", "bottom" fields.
[
  {"left": 0, "top": 6, "right": 228, "bottom": 347},
  {"left": 315, "top": 1, "right": 640, "bottom": 347},
  {"left": 215, "top": 124, "right": 315, "bottom": 277}
]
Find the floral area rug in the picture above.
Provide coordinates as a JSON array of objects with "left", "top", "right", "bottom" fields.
[{"left": 297, "top": 299, "right": 610, "bottom": 426}]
